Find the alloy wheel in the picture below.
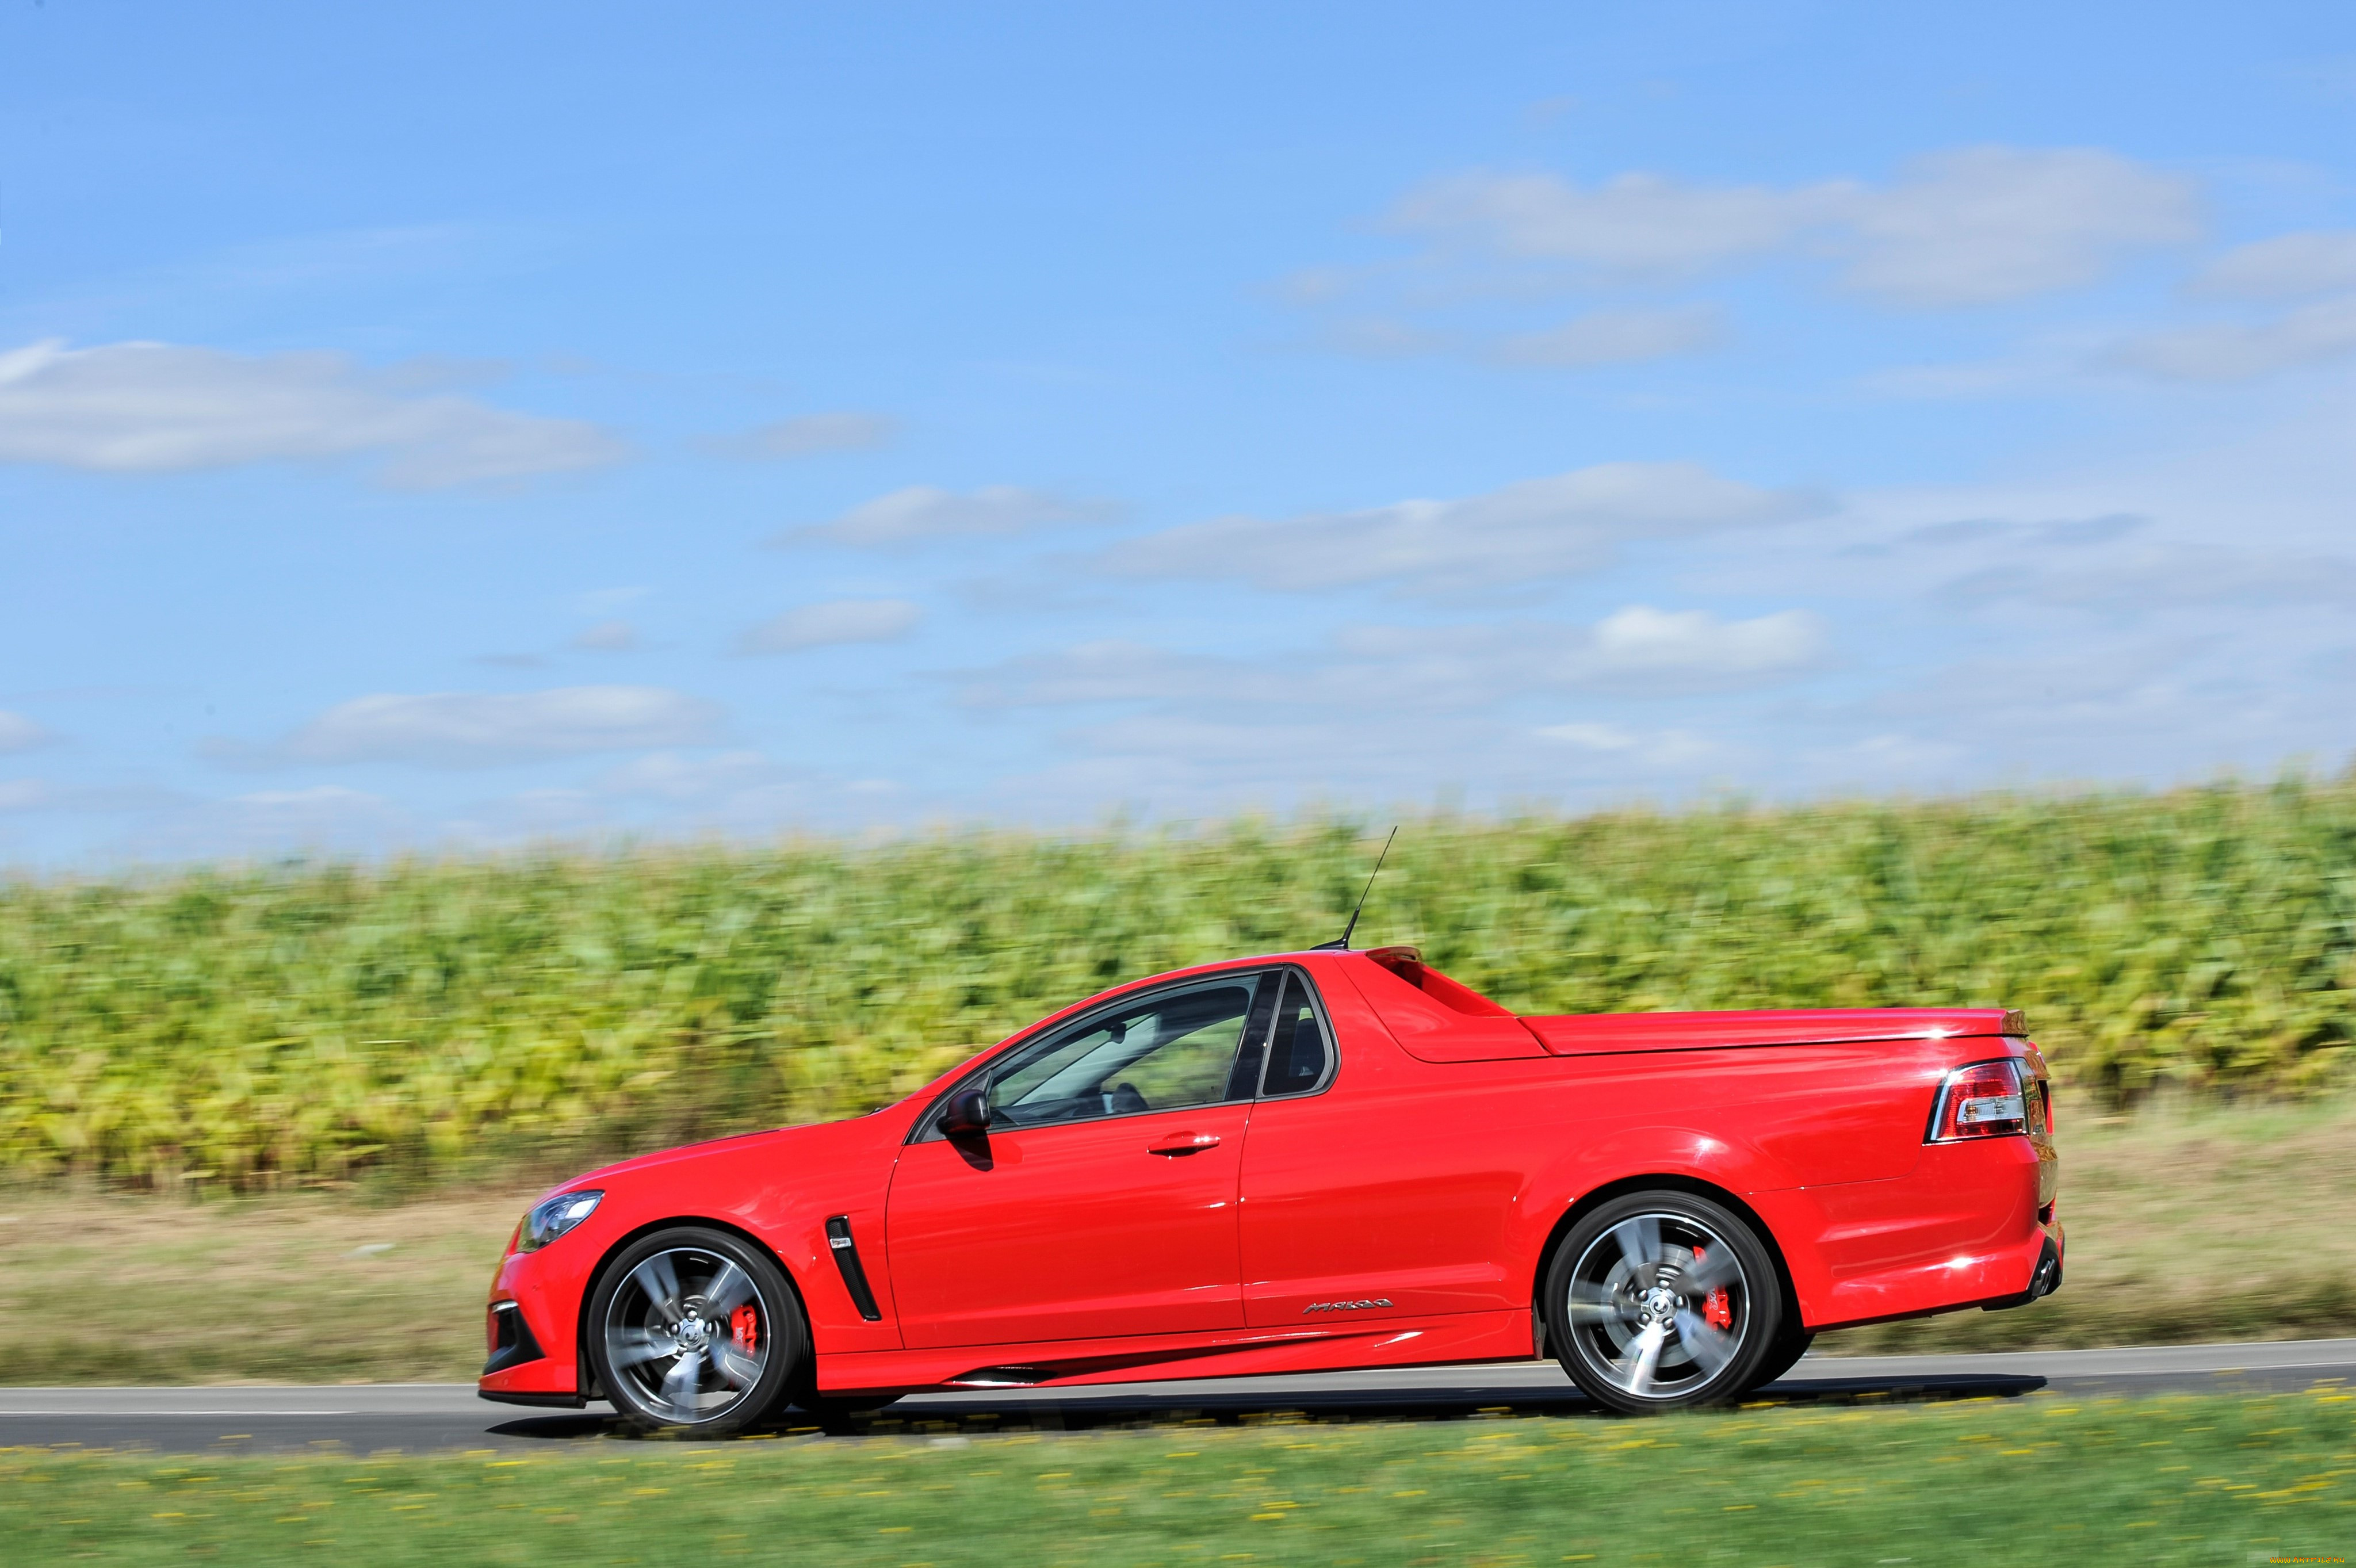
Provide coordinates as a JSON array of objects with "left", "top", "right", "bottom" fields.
[
  {"left": 1559, "top": 1208, "right": 1753, "bottom": 1405},
  {"left": 601, "top": 1244, "right": 774, "bottom": 1427}
]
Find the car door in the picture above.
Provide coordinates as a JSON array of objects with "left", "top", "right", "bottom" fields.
[
  {"left": 1237, "top": 963, "right": 1529, "bottom": 1325},
  {"left": 884, "top": 971, "right": 1278, "bottom": 1350}
]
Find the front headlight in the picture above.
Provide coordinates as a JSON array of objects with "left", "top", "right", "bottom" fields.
[{"left": 518, "top": 1190, "right": 603, "bottom": 1252}]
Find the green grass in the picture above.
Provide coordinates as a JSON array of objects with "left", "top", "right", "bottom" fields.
[
  {"left": 4, "top": 779, "right": 2353, "bottom": 1185},
  {"left": 3, "top": 1389, "right": 2351, "bottom": 1565}
]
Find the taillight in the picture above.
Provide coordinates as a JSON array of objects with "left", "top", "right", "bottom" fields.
[{"left": 1927, "top": 1058, "right": 2029, "bottom": 1142}]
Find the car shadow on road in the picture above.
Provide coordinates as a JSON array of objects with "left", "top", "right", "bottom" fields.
[{"left": 484, "top": 1371, "right": 2047, "bottom": 1444}]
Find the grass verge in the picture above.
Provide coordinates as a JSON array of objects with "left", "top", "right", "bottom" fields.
[
  {"left": 5, "top": 1389, "right": 2353, "bottom": 1566},
  {"left": 0, "top": 1187, "right": 524, "bottom": 1384},
  {"left": 6, "top": 1095, "right": 2353, "bottom": 1384}
]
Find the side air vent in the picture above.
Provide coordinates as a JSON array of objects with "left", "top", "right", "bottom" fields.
[{"left": 825, "top": 1215, "right": 884, "bottom": 1322}]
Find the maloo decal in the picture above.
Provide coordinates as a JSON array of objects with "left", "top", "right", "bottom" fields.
[{"left": 1302, "top": 1298, "right": 1394, "bottom": 1313}]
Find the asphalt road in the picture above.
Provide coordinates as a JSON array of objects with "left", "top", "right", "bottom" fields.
[{"left": 5, "top": 1338, "right": 2350, "bottom": 1454}]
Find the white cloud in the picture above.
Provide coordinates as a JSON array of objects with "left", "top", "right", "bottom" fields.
[
  {"left": 1841, "top": 147, "right": 2198, "bottom": 306},
  {"left": 2192, "top": 232, "right": 2356, "bottom": 300},
  {"left": 1310, "top": 308, "right": 1717, "bottom": 369},
  {"left": 1573, "top": 605, "right": 1829, "bottom": 688},
  {"left": 224, "top": 786, "right": 403, "bottom": 827},
  {"left": 1313, "top": 318, "right": 1460, "bottom": 358},
  {"left": 1381, "top": 146, "right": 2197, "bottom": 307},
  {"left": 1536, "top": 721, "right": 1639, "bottom": 751},
  {"left": 782, "top": 485, "right": 1120, "bottom": 548},
  {"left": 1860, "top": 350, "right": 2075, "bottom": 400},
  {"left": 701, "top": 411, "right": 897, "bottom": 459},
  {"left": 114, "top": 785, "right": 412, "bottom": 859},
  {"left": 583, "top": 750, "right": 908, "bottom": 833},
  {"left": 0, "top": 710, "right": 53, "bottom": 754},
  {"left": 733, "top": 598, "right": 923, "bottom": 654},
  {"left": 1389, "top": 169, "right": 1845, "bottom": 273},
  {"left": 1941, "top": 546, "right": 2356, "bottom": 609},
  {"left": 266, "top": 686, "right": 724, "bottom": 767},
  {"left": 0, "top": 778, "right": 181, "bottom": 815},
  {"left": 1333, "top": 608, "right": 1829, "bottom": 698},
  {"left": 1099, "top": 462, "right": 1825, "bottom": 597},
  {"left": 1491, "top": 306, "right": 1723, "bottom": 366},
  {"left": 595, "top": 749, "right": 786, "bottom": 802},
  {"left": 1535, "top": 721, "right": 1719, "bottom": 767},
  {"left": 957, "top": 640, "right": 1230, "bottom": 709},
  {"left": 574, "top": 585, "right": 650, "bottom": 616},
  {"left": 0, "top": 339, "right": 628, "bottom": 487},
  {"left": 962, "top": 606, "right": 1828, "bottom": 714},
  {"left": 2103, "top": 295, "right": 2356, "bottom": 381},
  {"left": 569, "top": 619, "right": 640, "bottom": 652},
  {"left": 1842, "top": 639, "right": 2221, "bottom": 743}
]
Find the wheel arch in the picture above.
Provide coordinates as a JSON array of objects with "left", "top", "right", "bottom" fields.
[
  {"left": 572, "top": 1214, "right": 818, "bottom": 1402},
  {"left": 1526, "top": 1174, "right": 1800, "bottom": 1359}
]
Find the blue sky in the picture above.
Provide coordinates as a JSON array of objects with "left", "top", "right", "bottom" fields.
[{"left": 3, "top": 1, "right": 2353, "bottom": 863}]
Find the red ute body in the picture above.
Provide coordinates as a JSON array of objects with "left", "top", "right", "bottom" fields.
[{"left": 481, "top": 947, "right": 2062, "bottom": 1403}]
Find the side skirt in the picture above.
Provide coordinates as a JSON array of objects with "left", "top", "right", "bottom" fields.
[
  {"left": 815, "top": 1309, "right": 1532, "bottom": 1398},
  {"left": 478, "top": 1389, "right": 588, "bottom": 1409}
]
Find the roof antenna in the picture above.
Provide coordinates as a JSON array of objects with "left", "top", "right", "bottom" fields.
[{"left": 1312, "top": 826, "right": 1396, "bottom": 951}]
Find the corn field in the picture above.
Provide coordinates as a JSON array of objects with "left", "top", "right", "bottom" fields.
[{"left": 2, "top": 779, "right": 2351, "bottom": 1185}]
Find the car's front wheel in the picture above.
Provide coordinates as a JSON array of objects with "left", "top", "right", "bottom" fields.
[
  {"left": 1543, "top": 1191, "right": 1782, "bottom": 1416},
  {"left": 587, "top": 1226, "right": 803, "bottom": 1437}
]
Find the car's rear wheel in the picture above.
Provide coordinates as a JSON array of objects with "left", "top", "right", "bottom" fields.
[
  {"left": 587, "top": 1226, "right": 802, "bottom": 1437},
  {"left": 1544, "top": 1191, "right": 1781, "bottom": 1416}
]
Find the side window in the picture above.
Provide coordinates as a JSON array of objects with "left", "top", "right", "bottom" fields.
[
  {"left": 975, "top": 974, "right": 1265, "bottom": 1132},
  {"left": 1260, "top": 973, "right": 1332, "bottom": 1097}
]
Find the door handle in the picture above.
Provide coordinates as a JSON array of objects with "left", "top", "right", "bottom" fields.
[{"left": 1146, "top": 1131, "right": 1222, "bottom": 1156}]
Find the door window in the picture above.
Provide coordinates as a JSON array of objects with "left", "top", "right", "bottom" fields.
[{"left": 953, "top": 974, "right": 1269, "bottom": 1134}]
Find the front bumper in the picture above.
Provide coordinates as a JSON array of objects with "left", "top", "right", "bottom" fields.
[{"left": 479, "top": 1246, "right": 588, "bottom": 1403}]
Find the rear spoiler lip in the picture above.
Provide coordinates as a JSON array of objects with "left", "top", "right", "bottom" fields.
[{"left": 1519, "top": 1007, "right": 2029, "bottom": 1058}]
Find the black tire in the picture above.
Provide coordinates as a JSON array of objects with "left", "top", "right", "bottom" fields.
[
  {"left": 1747, "top": 1321, "right": 1815, "bottom": 1393},
  {"left": 1543, "top": 1190, "right": 1782, "bottom": 1416},
  {"left": 787, "top": 1394, "right": 881, "bottom": 1436},
  {"left": 586, "top": 1226, "right": 804, "bottom": 1437}
]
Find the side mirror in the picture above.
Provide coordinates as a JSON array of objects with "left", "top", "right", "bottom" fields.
[{"left": 940, "top": 1080, "right": 993, "bottom": 1137}]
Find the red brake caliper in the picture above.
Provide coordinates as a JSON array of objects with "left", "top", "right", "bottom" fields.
[
  {"left": 730, "top": 1305, "right": 759, "bottom": 1353},
  {"left": 1696, "top": 1245, "right": 1732, "bottom": 1330}
]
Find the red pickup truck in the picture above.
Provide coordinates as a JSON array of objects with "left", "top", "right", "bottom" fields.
[{"left": 480, "top": 945, "right": 2063, "bottom": 1432}]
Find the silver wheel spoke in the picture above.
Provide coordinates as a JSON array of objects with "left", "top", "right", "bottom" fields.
[
  {"left": 708, "top": 1338, "right": 762, "bottom": 1390},
  {"left": 1613, "top": 1216, "right": 1662, "bottom": 1282},
  {"left": 1621, "top": 1322, "right": 1667, "bottom": 1395},
  {"left": 658, "top": 1346, "right": 703, "bottom": 1418},
  {"left": 1673, "top": 1308, "right": 1738, "bottom": 1376},
  {"left": 1678, "top": 1245, "right": 1738, "bottom": 1295},
  {"left": 1566, "top": 1281, "right": 1634, "bottom": 1325},
  {"left": 610, "top": 1328, "right": 678, "bottom": 1370},
  {"left": 703, "top": 1260, "right": 755, "bottom": 1318},
  {"left": 630, "top": 1252, "right": 686, "bottom": 1322}
]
